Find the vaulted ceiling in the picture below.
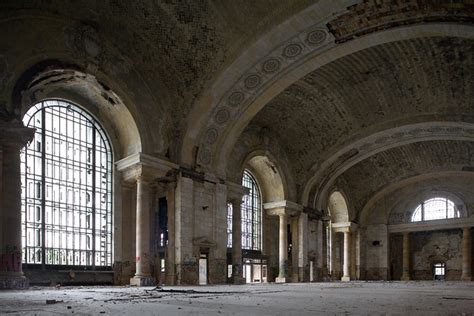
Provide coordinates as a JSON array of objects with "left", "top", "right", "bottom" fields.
[
  {"left": 248, "top": 36, "right": 474, "bottom": 187},
  {"left": 1, "top": 1, "right": 473, "bottom": 219}
]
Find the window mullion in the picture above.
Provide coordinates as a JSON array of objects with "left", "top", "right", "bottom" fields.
[
  {"left": 92, "top": 127, "right": 96, "bottom": 270},
  {"left": 41, "top": 105, "right": 46, "bottom": 268}
]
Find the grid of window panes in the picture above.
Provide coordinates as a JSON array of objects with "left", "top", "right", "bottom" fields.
[
  {"left": 411, "top": 197, "right": 459, "bottom": 222},
  {"left": 227, "top": 203, "right": 233, "bottom": 248},
  {"left": 241, "top": 170, "right": 262, "bottom": 250},
  {"left": 21, "top": 100, "right": 112, "bottom": 267}
]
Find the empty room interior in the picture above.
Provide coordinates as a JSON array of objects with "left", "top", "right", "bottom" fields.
[{"left": 0, "top": 1, "right": 473, "bottom": 315}]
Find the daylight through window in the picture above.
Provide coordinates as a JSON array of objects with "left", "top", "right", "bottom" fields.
[{"left": 21, "top": 100, "right": 113, "bottom": 267}]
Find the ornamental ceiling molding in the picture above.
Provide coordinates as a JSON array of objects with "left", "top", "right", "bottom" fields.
[
  {"left": 195, "top": 22, "right": 474, "bottom": 177},
  {"left": 304, "top": 121, "right": 474, "bottom": 210},
  {"left": 358, "top": 171, "right": 474, "bottom": 227},
  {"left": 197, "top": 22, "right": 333, "bottom": 167}
]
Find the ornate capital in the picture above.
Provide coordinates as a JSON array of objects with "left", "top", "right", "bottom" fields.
[
  {"left": 227, "top": 181, "right": 249, "bottom": 204},
  {"left": 0, "top": 121, "right": 35, "bottom": 149},
  {"left": 264, "top": 200, "right": 303, "bottom": 217}
]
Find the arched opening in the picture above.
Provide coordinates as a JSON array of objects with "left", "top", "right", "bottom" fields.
[
  {"left": 411, "top": 197, "right": 461, "bottom": 222},
  {"left": 227, "top": 169, "right": 265, "bottom": 283},
  {"left": 21, "top": 99, "right": 113, "bottom": 268},
  {"left": 326, "top": 191, "right": 351, "bottom": 280}
]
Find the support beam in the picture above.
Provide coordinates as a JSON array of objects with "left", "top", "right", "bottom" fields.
[
  {"left": 401, "top": 232, "right": 411, "bottom": 281},
  {"left": 130, "top": 177, "right": 155, "bottom": 286},
  {"left": 461, "top": 228, "right": 472, "bottom": 281},
  {"left": 341, "top": 231, "right": 351, "bottom": 282},
  {"left": 0, "top": 122, "right": 34, "bottom": 289},
  {"left": 276, "top": 213, "right": 289, "bottom": 283},
  {"left": 231, "top": 198, "right": 245, "bottom": 284}
]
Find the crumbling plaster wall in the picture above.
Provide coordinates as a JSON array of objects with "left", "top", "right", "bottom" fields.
[
  {"left": 361, "top": 175, "right": 474, "bottom": 281},
  {"left": 411, "top": 230, "right": 463, "bottom": 280}
]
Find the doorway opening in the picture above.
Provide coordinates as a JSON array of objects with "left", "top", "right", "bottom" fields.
[
  {"left": 199, "top": 252, "right": 208, "bottom": 285},
  {"left": 433, "top": 262, "right": 446, "bottom": 281}
]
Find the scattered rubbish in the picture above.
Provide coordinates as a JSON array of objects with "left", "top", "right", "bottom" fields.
[{"left": 442, "top": 297, "right": 474, "bottom": 300}]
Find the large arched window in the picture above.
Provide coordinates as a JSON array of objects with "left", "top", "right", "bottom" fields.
[
  {"left": 21, "top": 100, "right": 113, "bottom": 267},
  {"left": 227, "top": 170, "right": 262, "bottom": 251},
  {"left": 241, "top": 170, "right": 262, "bottom": 251},
  {"left": 411, "top": 197, "right": 460, "bottom": 222}
]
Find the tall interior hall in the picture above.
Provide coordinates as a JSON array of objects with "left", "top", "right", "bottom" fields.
[{"left": 0, "top": 1, "right": 473, "bottom": 314}]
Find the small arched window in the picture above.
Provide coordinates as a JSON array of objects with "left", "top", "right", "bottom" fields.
[
  {"left": 226, "top": 170, "right": 262, "bottom": 251},
  {"left": 21, "top": 100, "right": 113, "bottom": 267},
  {"left": 411, "top": 197, "right": 460, "bottom": 222}
]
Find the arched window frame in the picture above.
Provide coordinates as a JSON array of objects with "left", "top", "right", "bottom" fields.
[
  {"left": 241, "top": 170, "right": 262, "bottom": 251},
  {"left": 411, "top": 197, "right": 460, "bottom": 222},
  {"left": 21, "top": 99, "right": 113, "bottom": 268}
]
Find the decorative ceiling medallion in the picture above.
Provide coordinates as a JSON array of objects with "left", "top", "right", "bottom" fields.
[
  {"left": 228, "top": 91, "right": 245, "bottom": 106},
  {"left": 306, "top": 29, "right": 327, "bottom": 46},
  {"left": 244, "top": 74, "right": 261, "bottom": 90},
  {"left": 199, "top": 148, "right": 212, "bottom": 165},
  {"left": 282, "top": 43, "right": 302, "bottom": 59},
  {"left": 205, "top": 128, "right": 218, "bottom": 144},
  {"left": 215, "top": 109, "right": 230, "bottom": 124},
  {"left": 262, "top": 58, "right": 281, "bottom": 74}
]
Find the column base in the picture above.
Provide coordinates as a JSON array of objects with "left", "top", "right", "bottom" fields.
[
  {"left": 0, "top": 275, "right": 29, "bottom": 289},
  {"left": 341, "top": 276, "right": 351, "bottom": 282},
  {"left": 401, "top": 274, "right": 411, "bottom": 281},
  {"left": 275, "top": 277, "right": 288, "bottom": 283},
  {"left": 291, "top": 273, "right": 299, "bottom": 283},
  {"left": 232, "top": 276, "right": 246, "bottom": 285},
  {"left": 461, "top": 274, "right": 472, "bottom": 281},
  {"left": 130, "top": 275, "right": 156, "bottom": 287}
]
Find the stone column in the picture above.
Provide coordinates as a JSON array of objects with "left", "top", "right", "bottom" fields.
[
  {"left": 130, "top": 176, "right": 155, "bottom": 286},
  {"left": 276, "top": 213, "right": 289, "bottom": 282},
  {"left": 165, "top": 181, "right": 176, "bottom": 285},
  {"left": 298, "top": 213, "right": 309, "bottom": 282},
  {"left": 341, "top": 231, "right": 351, "bottom": 281},
  {"left": 401, "top": 232, "right": 411, "bottom": 281},
  {"left": 291, "top": 216, "right": 299, "bottom": 282},
  {"left": 231, "top": 198, "right": 245, "bottom": 284},
  {"left": 0, "top": 122, "right": 34, "bottom": 289},
  {"left": 461, "top": 227, "right": 472, "bottom": 281}
]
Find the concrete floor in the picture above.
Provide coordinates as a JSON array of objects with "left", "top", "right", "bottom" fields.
[{"left": 1, "top": 281, "right": 474, "bottom": 315}]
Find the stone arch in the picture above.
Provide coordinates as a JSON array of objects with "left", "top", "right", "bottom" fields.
[
  {"left": 405, "top": 191, "right": 467, "bottom": 223},
  {"left": 241, "top": 152, "right": 287, "bottom": 203},
  {"left": 11, "top": 61, "right": 142, "bottom": 159},
  {"left": 327, "top": 191, "right": 350, "bottom": 223},
  {"left": 180, "top": 19, "right": 474, "bottom": 176},
  {"left": 359, "top": 172, "right": 474, "bottom": 227},
  {"left": 302, "top": 121, "right": 474, "bottom": 210}
]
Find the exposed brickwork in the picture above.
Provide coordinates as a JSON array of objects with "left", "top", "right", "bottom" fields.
[
  {"left": 328, "top": 0, "right": 474, "bottom": 43},
  {"left": 247, "top": 36, "right": 474, "bottom": 194},
  {"left": 337, "top": 140, "right": 474, "bottom": 213}
]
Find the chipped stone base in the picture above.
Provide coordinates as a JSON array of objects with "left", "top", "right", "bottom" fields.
[
  {"left": 0, "top": 275, "right": 29, "bottom": 289},
  {"left": 275, "top": 277, "right": 288, "bottom": 283},
  {"left": 231, "top": 276, "right": 246, "bottom": 285},
  {"left": 130, "top": 275, "right": 156, "bottom": 287},
  {"left": 460, "top": 275, "right": 472, "bottom": 281},
  {"left": 341, "top": 276, "right": 351, "bottom": 282}
]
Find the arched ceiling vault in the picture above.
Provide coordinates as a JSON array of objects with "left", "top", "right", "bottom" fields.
[
  {"left": 0, "top": 0, "right": 314, "bottom": 158},
  {"left": 359, "top": 172, "right": 474, "bottom": 226},
  {"left": 243, "top": 35, "right": 473, "bottom": 205},
  {"left": 331, "top": 140, "right": 474, "bottom": 222},
  {"left": 183, "top": 1, "right": 474, "bottom": 175}
]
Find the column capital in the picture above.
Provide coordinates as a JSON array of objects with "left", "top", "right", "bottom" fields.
[
  {"left": 116, "top": 152, "right": 178, "bottom": 184},
  {"left": 264, "top": 200, "right": 303, "bottom": 217},
  {"left": 332, "top": 221, "right": 358, "bottom": 233},
  {"left": 227, "top": 181, "right": 249, "bottom": 204},
  {"left": 0, "top": 120, "right": 35, "bottom": 149}
]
